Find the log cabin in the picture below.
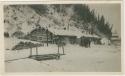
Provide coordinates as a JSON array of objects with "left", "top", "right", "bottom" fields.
[{"left": 24, "top": 26, "right": 101, "bottom": 46}]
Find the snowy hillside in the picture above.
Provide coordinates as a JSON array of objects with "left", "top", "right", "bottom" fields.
[
  {"left": 4, "top": 5, "right": 76, "bottom": 36},
  {"left": 4, "top": 4, "right": 113, "bottom": 39},
  {"left": 4, "top": 5, "right": 37, "bottom": 35}
]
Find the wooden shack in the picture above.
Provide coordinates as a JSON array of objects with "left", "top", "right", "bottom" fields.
[{"left": 24, "top": 26, "right": 101, "bottom": 46}]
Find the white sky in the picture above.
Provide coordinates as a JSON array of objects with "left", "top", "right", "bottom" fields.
[{"left": 88, "top": 4, "right": 121, "bottom": 37}]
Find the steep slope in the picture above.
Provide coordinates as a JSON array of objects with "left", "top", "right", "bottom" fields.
[
  {"left": 4, "top": 5, "right": 81, "bottom": 36},
  {"left": 4, "top": 4, "right": 112, "bottom": 39},
  {"left": 4, "top": 5, "right": 39, "bottom": 35}
]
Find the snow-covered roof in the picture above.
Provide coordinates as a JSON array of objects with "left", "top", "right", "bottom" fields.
[
  {"left": 48, "top": 28, "right": 82, "bottom": 38},
  {"left": 47, "top": 27, "right": 100, "bottom": 39},
  {"left": 39, "top": 19, "right": 100, "bottom": 38},
  {"left": 82, "top": 33, "right": 100, "bottom": 38}
]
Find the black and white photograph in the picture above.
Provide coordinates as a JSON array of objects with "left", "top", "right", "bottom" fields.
[{"left": 4, "top": 3, "right": 121, "bottom": 72}]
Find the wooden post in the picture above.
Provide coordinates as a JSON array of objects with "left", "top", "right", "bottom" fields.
[
  {"left": 58, "top": 45, "right": 59, "bottom": 54},
  {"left": 62, "top": 46, "right": 64, "bottom": 55},
  {"left": 36, "top": 46, "right": 38, "bottom": 56},
  {"left": 30, "top": 48, "right": 32, "bottom": 57},
  {"left": 46, "top": 29, "right": 48, "bottom": 47}
]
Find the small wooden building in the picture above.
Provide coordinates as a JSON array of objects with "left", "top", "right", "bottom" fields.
[
  {"left": 24, "top": 26, "right": 101, "bottom": 46},
  {"left": 24, "top": 27, "right": 82, "bottom": 45},
  {"left": 24, "top": 27, "right": 53, "bottom": 43}
]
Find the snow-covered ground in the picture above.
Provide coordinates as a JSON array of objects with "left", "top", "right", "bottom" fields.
[{"left": 5, "top": 43, "right": 121, "bottom": 72}]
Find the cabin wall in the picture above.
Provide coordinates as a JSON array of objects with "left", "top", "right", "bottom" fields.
[{"left": 24, "top": 28, "right": 54, "bottom": 43}]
